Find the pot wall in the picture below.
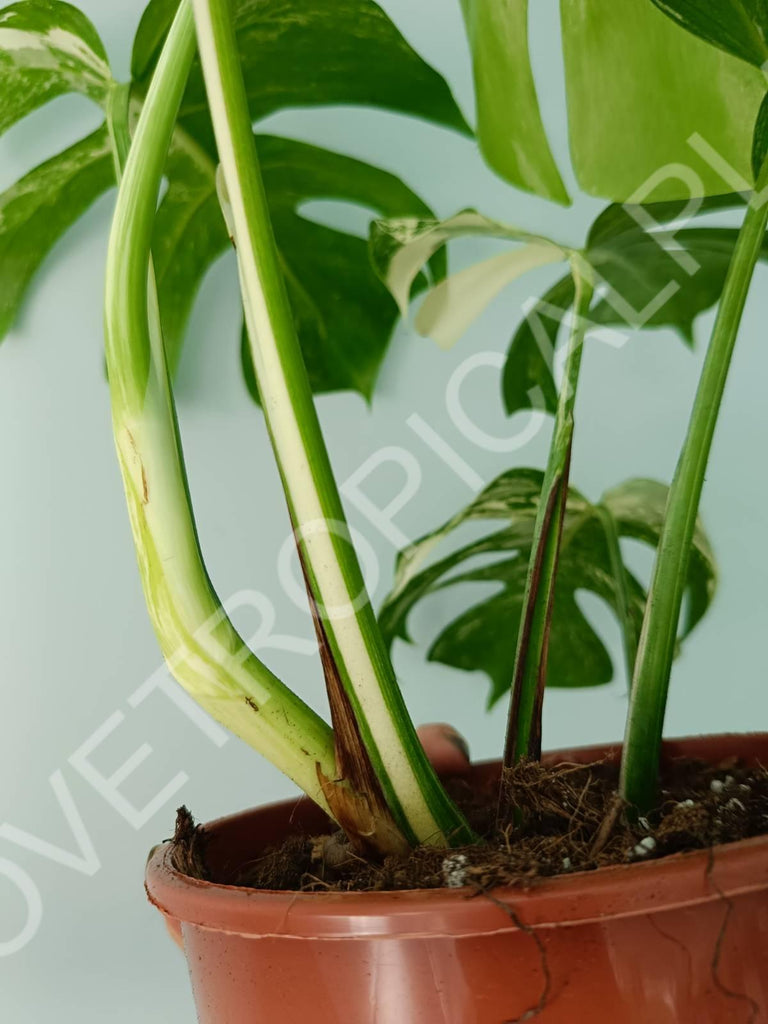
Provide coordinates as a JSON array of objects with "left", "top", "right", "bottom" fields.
[{"left": 146, "top": 734, "right": 768, "bottom": 1023}]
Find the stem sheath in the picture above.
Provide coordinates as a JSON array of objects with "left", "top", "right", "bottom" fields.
[{"left": 502, "top": 259, "right": 594, "bottom": 774}]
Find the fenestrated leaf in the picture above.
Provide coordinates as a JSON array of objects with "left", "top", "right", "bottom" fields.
[
  {"left": 132, "top": 0, "right": 469, "bottom": 154},
  {"left": 257, "top": 136, "right": 442, "bottom": 399},
  {"left": 586, "top": 196, "right": 755, "bottom": 341},
  {"left": 0, "top": 124, "right": 114, "bottom": 340},
  {"left": 502, "top": 196, "right": 768, "bottom": 416},
  {"left": 379, "top": 470, "right": 716, "bottom": 706},
  {"left": 650, "top": 0, "right": 768, "bottom": 68},
  {"left": 600, "top": 477, "right": 716, "bottom": 635},
  {"left": 2, "top": 0, "right": 464, "bottom": 405},
  {"left": 587, "top": 217, "right": 760, "bottom": 341},
  {"left": 458, "top": 0, "right": 569, "bottom": 203},
  {"left": 561, "top": 0, "right": 766, "bottom": 200},
  {"left": 128, "top": 0, "right": 465, "bottom": 397},
  {"left": 154, "top": 130, "right": 442, "bottom": 398},
  {"left": 374, "top": 198, "right": 768, "bottom": 423},
  {"left": 0, "top": 0, "right": 111, "bottom": 135}
]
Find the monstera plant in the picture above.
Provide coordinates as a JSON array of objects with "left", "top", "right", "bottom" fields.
[{"left": 3, "top": 0, "right": 768, "bottom": 1021}]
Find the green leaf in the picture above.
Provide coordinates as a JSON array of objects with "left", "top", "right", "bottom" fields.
[
  {"left": 132, "top": 0, "right": 469, "bottom": 152},
  {"left": 375, "top": 199, "right": 768, "bottom": 421},
  {"left": 600, "top": 477, "right": 716, "bottom": 636},
  {"left": 502, "top": 197, "right": 768, "bottom": 416},
  {"left": 752, "top": 91, "right": 768, "bottom": 180},
  {"left": 2, "top": 0, "right": 463, "bottom": 404},
  {"left": 146, "top": 130, "right": 441, "bottom": 397},
  {"left": 458, "top": 0, "right": 569, "bottom": 203},
  {"left": 587, "top": 215, "right": 755, "bottom": 339},
  {"left": 256, "top": 136, "right": 441, "bottom": 399},
  {"left": 502, "top": 275, "right": 573, "bottom": 416},
  {"left": 561, "top": 0, "right": 766, "bottom": 200},
  {"left": 0, "top": 0, "right": 111, "bottom": 135},
  {"left": 650, "top": 0, "right": 768, "bottom": 68},
  {"left": 130, "top": 0, "right": 465, "bottom": 397},
  {"left": 379, "top": 471, "right": 716, "bottom": 706},
  {"left": 0, "top": 124, "right": 114, "bottom": 340}
]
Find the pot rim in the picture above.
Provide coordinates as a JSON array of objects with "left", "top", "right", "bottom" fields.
[{"left": 146, "top": 732, "right": 768, "bottom": 939}]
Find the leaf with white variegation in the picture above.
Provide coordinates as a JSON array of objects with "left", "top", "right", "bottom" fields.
[
  {"left": 136, "top": 0, "right": 470, "bottom": 393},
  {"left": 379, "top": 471, "right": 716, "bottom": 706},
  {"left": 132, "top": 0, "right": 469, "bottom": 155},
  {"left": 250, "top": 136, "right": 443, "bottom": 401},
  {"left": 0, "top": 0, "right": 112, "bottom": 135},
  {"left": 154, "top": 130, "right": 442, "bottom": 399},
  {"left": 415, "top": 243, "right": 565, "bottom": 351},
  {"left": 137, "top": 0, "right": 468, "bottom": 398},
  {"left": 0, "top": 0, "right": 454, "bottom": 401},
  {"left": 370, "top": 210, "right": 565, "bottom": 320},
  {"left": 0, "top": 124, "right": 114, "bottom": 339},
  {"left": 0, "top": 0, "right": 454, "bottom": 399}
]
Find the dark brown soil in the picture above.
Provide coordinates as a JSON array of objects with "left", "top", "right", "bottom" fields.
[{"left": 171, "top": 754, "right": 768, "bottom": 893}]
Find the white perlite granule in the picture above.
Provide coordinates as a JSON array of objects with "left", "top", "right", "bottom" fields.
[
  {"left": 442, "top": 854, "right": 469, "bottom": 888},
  {"left": 630, "top": 836, "right": 657, "bottom": 860}
]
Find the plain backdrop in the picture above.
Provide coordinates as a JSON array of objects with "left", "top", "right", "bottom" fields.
[{"left": 1, "top": 1, "right": 766, "bottom": 1020}]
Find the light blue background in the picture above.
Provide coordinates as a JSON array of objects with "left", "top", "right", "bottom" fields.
[{"left": 1, "top": 1, "right": 765, "bottom": 1020}]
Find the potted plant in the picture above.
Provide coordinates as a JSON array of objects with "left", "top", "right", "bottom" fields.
[{"left": 3, "top": 0, "right": 767, "bottom": 1020}]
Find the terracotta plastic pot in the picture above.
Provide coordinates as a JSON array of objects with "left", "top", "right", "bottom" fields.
[{"left": 146, "top": 734, "right": 768, "bottom": 1023}]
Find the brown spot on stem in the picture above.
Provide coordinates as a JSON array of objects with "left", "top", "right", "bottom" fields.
[
  {"left": 124, "top": 428, "right": 149, "bottom": 504},
  {"left": 291, "top": 518, "right": 408, "bottom": 857}
]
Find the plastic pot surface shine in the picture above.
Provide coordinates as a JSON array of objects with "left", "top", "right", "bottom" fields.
[{"left": 146, "top": 734, "right": 768, "bottom": 1023}]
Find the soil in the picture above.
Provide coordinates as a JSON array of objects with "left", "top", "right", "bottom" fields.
[{"left": 170, "top": 753, "right": 768, "bottom": 893}]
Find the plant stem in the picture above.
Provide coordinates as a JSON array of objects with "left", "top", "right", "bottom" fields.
[
  {"left": 191, "top": 0, "right": 473, "bottom": 847},
  {"left": 620, "top": 158, "right": 768, "bottom": 812},
  {"left": 501, "top": 258, "right": 594, "bottom": 777},
  {"left": 103, "top": 0, "right": 338, "bottom": 813}
]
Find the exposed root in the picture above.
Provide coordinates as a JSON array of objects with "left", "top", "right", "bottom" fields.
[
  {"left": 589, "top": 793, "right": 625, "bottom": 858},
  {"left": 170, "top": 806, "right": 209, "bottom": 880}
]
